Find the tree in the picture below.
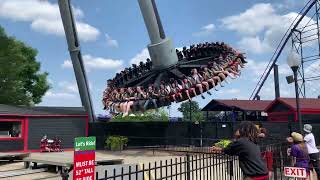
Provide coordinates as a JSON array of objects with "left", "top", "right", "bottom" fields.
[
  {"left": 0, "top": 26, "right": 50, "bottom": 106},
  {"left": 178, "top": 101, "right": 204, "bottom": 122}
]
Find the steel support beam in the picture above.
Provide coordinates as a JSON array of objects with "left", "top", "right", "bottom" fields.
[
  {"left": 138, "top": 0, "right": 178, "bottom": 69},
  {"left": 58, "top": 0, "right": 95, "bottom": 122},
  {"left": 273, "top": 64, "right": 280, "bottom": 98}
]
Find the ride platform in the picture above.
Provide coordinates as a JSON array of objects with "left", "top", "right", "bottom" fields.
[
  {"left": 0, "top": 152, "right": 29, "bottom": 161},
  {"left": 23, "top": 152, "right": 123, "bottom": 171}
]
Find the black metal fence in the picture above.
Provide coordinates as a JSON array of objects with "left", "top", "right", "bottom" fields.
[
  {"left": 89, "top": 121, "right": 320, "bottom": 179},
  {"left": 94, "top": 142, "right": 317, "bottom": 180},
  {"left": 90, "top": 121, "right": 320, "bottom": 149},
  {"left": 260, "top": 142, "right": 317, "bottom": 180},
  {"left": 95, "top": 153, "right": 242, "bottom": 180}
]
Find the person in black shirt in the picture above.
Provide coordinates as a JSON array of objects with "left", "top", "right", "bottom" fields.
[
  {"left": 132, "top": 64, "right": 139, "bottom": 77},
  {"left": 182, "top": 46, "right": 189, "bottom": 59},
  {"left": 211, "top": 121, "right": 269, "bottom": 180},
  {"left": 146, "top": 58, "right": 152, "bottom": 71},
  {"left": 176, "top": 49, "right": 184, "bottom": 60},
  {"left": 139, "top": 61, "right": 146, "bottom": 74}
]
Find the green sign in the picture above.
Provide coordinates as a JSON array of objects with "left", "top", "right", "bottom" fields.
[{"left": 74, "top": 136, "right": 96, "bottom": 151}]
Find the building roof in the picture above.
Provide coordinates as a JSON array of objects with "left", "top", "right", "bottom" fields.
[
  {"left": 0, "top": 104, "right": 87, "bottom": 116},
  {"left": 265, "top": 98, "right": 320, "bottom": 112},
  {"left": 202, "top": 99, "right": 272, "bottom": 111}
]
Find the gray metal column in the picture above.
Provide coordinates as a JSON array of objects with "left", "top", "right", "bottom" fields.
[
  {"left": 138, "top": 0, "right": 178, "bottom": 69},
  {"left": 274, "top": 64, "right": 280, "bottom": 98},
  {"left": 293, "top": 67, "right": 303, "bottom": 134},
  {"left": 58, "top": 0, "right": 95, "bottom": 122}
]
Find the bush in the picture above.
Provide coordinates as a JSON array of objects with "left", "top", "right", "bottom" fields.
[
  {"left": 214, "top": 139, "right": 232, "bottom": 148},
  {"left": 105, "top": 136, "right": 128, "bottom": 151},
  {"left": 111, "top": 108, "right": 169, "bottom": 122}
]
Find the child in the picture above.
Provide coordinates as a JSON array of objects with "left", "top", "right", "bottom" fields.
[{"left": 211, "top": 121, "right": 269, "bottom": 180}]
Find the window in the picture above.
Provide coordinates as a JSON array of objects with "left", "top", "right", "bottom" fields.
[{"left": 0, "top": 121, "right": 22, "bottom": 138}]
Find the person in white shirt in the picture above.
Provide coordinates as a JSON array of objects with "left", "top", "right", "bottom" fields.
[{"left": 304, "top": 124, "right": 320, "bottom": 178}]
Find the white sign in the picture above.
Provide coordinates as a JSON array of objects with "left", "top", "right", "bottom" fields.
[{"left": 284, "top": 167, "right": 307, "bottom": 178}]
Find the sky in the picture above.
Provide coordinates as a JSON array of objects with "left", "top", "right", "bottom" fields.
[{"left": 1, "top": 0, "right": 320, "bottom": 117}]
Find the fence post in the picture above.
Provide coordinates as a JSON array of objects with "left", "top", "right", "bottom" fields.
[
  {"left": 186, "top": 154, "right": 191, "bottom": 180},
  {"left": 273, "top": 158, "right": 277, "bottom": 180},
  {"left": 61, "top": 168, "right": 69, "bottom": 180},
  {"left": 229, "top": 157, "right": 234, "bottom": 179}
]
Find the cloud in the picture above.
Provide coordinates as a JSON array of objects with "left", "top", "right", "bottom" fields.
[
  {"left": 257, "top": 78, "right": 294, "bottom": 99},
  {"left": 275, "top": 0, "right": 309, "bottom": 10},
  {"left": 304, "top": 61, "right": 320, "bottom": 97},
  {"left": 61, "top": 60, "right": 72, "bottom": 68},
  {"left": 225, "top": 89, "right": 241, "bottom": 94},
  {"left": 243, "top": 59, "right": 270, "bottom": 77},
  {"left": 129, "top": 48, "right": 150, "bottom": 65},
  {"left": 222, "top": 3, "right": 317, "bottom": 54},
  {"left": 238, "top": 36, "right": 271, "bottom": 54},
  {"left": 193, "top": 23, "right": 215, "bottom": 37},
  {"left": 305, "top": 61, "right": 320, "bottom": 75},
  {"left": 243, "top": 59, "right": 291, "bottom": 83},
  {"left": 212, "top": 84, "right": 248, "bottom": 99},
  {"left": 62, "top": 54, "right": 123, "bottom": 71},
  {"left": 221, "top": 4, "right": 277, "bottom": 35},
  {"left": 215, "top": 88, "right": 241, "bottom": 96},
  {"left": 58, "top": 81, "right": 78, "bottom": 93},
  {"left": 83, "top": 55, "right": 123, "bottom": 71},
  {"left": 0, "top": 0, "right": 100, "bottom": 42},
  {"left": 40, "top": 90, "right": 81, "bottom": 107},
  {"left": 39, "top": 79, "right": 82, "bottom": 106},
  {"left": 105, "top": 33, "right": 119, "bottom": 48},
  {"left": 44, "top": 91, "right": 76, "bottom": 99}
]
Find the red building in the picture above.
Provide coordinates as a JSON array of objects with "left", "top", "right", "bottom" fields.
[
  {"left": 265, "top": 98, "right": 320, "bottom": 122},
  {"left": 0, "top": 104, "right": 88, "bottom": 152}
]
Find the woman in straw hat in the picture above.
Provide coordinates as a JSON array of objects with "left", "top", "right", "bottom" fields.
[{"left": 290, "top": 132, "right": 310, "bottom": 179}]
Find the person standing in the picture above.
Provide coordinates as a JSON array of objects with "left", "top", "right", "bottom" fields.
[
  {"left": 304, "top": 124, "right": 320, "bottom": 179},
  {"left": 211, "top": 121, "right": 269, "bottom": 180},
  {"left": 290, "top": 132, "right": 310, "bottom": 178}
]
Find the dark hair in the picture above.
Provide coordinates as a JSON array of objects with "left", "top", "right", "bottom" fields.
[{"left": 238, "top": 121, "right": 259, "bottom": 143}]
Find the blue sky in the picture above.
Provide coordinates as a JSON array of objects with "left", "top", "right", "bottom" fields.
[{"left": 1, "top": 0, "right": 319, "bottom": 117}]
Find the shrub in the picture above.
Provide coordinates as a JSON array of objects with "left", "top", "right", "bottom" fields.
[
  {"left": 111, "top": 108, "right": 169, "bottom": 122},
  {"left": 105, "top": 136, "right": 128, "bottom": 151},
  {"left": 214, "top": 139, "right": 232, "bottom": 148}
]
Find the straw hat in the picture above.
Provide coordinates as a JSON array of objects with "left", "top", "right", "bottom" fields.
[{"left": 291, "top": 132, "right": 303, "bottom": 142}]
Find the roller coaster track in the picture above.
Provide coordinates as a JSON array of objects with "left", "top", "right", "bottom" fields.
[{"left": 250, "top": 0, "right": 318, "bottom": 100}]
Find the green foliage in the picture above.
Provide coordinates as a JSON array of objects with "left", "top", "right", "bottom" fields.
[
  {"left": 215, "top": 139, "right": 232, "bottom": 148},
  {"left": 0, "top": 26, "right": 50, "bottom": 106},
  {"left": 105, "top": 136, "right": 128, "bottom": 151},
  {"left": 111, "top": 108, "right": 169, "bottom": 122},
  {"left": 178, "top": 101, "right": 204, "bottom": 121}
]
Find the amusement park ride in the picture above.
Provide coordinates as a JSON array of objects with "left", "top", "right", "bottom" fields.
[
  {"left": 57, "top": 0, "right": 320, "bottom": 121},
  {"left": 102, "top": 0, "right": 246, "bottom": 116},
  {"left": 57, "top": 0, "right": 246, "bottom": 120}
]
